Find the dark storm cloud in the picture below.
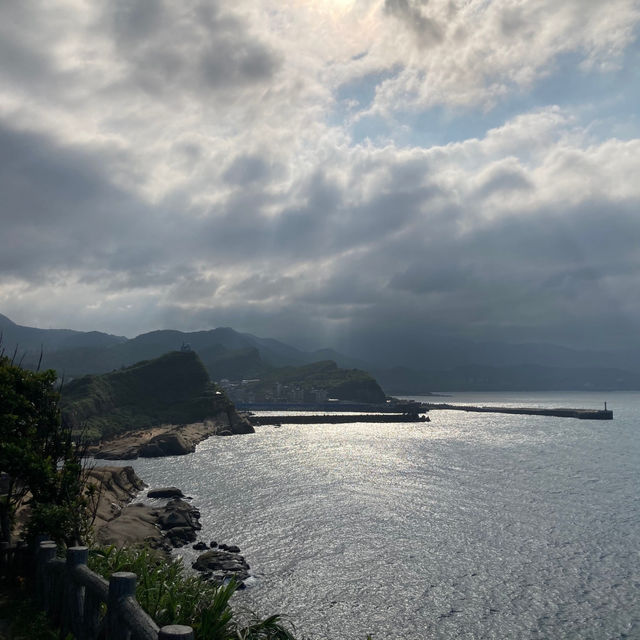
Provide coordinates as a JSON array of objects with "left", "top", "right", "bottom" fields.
[
  {"left": 230, "top": 274, "right": 296, "bottom": 302},
  {"left": 223, "top": 154, "right": 275, "bottom": 185},
  {"left": 0, "top": 26, "right": 55, "bottom": 90},
  {"left": 104, "top": 0, "right": 280, "bottom": 98},
  {"left": 0, "top": 124, "right": 172, "bottom": 279},
  {"left": 389, "top": 264, "right": 474, "bottom": 294},
  {"left": 384, "top": 0, "right": 445, "bottom": 49},
  {"left": 225, "top": 171, "right": 439, "bottom": 262}
]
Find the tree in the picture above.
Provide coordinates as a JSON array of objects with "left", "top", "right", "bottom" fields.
[{"left": 0, "top": 351, "right": 95, "bottom": 545}]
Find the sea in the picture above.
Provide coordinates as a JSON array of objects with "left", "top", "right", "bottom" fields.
[{"left": 111, "top": 391, "right": 640, "bottom": 639}]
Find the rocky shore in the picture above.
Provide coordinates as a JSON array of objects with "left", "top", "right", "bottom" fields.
[
  {"left": 91, "top": 466, "right": 251, "bottom": 586},
  {"left": 91, "top": 412, "right": 254, "bottom": 460}
]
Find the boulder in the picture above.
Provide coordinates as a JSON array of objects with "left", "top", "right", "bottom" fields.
[
  {"left": 213, "top": 410, "right": 255, "bottom": 435},
  {"left": 166, "top": 526, "right": 197, "bottom": 546},
  {"left": 139, "top": 432, "right": 194, "bottom": 457},
  {"left": 192, "top": 550, "right": 250, "bottom": 584},
  {"left": 158, "top": 499, "right": 200, "bottom": 530},
  {"left": 95, "top": 503, "right": 167, "bottom": 550},
  {"left": 193, "top": 541, "right": 208, "bottom": 550},
  {"left": 147, "top": 487, "right": 184, "bottom": 499}
]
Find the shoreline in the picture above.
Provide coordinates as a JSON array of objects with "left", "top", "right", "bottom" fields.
[
  {"left": 90, "top": 413, "right": 254, "bottom": 460},
  {"left": 91, "top": 465, "right": 252, "bottom": 585}
]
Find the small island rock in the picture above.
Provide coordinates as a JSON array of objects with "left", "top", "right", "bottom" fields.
[
  {"left": 192, "top": 550, "right": 250, "bottom": 584},
  {"left": 148, "top": 487, "right": 185, "bottom": 499}
]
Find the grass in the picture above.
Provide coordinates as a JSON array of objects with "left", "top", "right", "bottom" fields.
[
  {"left": 0, "top": 578, "right": 63, "bottom": 640},
  {"left": 88, "top": 545, "right": 300, "bottom": 640}
]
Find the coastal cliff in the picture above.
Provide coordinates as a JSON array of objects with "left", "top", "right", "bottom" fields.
[
  {"left": 90, "top": 466, "right": 201, "bottom": 550},
  {"left": 62, "top": 350, "right": 253, "bottom": 445}
]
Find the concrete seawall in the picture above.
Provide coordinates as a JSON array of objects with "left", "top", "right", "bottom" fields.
[
  {"left": 250, "top": 413, "right": 429, "bottom": 425},
  {"left": 422, "top": 403, "right": 613, "bottom": 420}
]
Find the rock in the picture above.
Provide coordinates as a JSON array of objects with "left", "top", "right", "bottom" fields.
[
  {"left": 167, "top": 526, "right": 197, "bottom": 546},
  {"left": 158, "top": 511, "right": 191, "bottom": 530},
  {"left": 192, "top": 550, "right": 250, "bottom": 584},
  {"left": 95, "top": 446, "right": 139, "bottom": 460},
  {"left": 88, "top": 466, "right": 147, "bottom": 528},
  {"left": 213, "top": 410, "right": 255, "bottom": 436},
  {"left": 226, "top": 545, "right": 241, "bottom": 553},
  {"left": 148, "top": 487, "right": 185, "bottom": 499},
  {"left": 158, "top": 499, "right": 201, "bottom": 530},
  {"left": 209, "top": 541, "right": 218, "bottom": 548},
  {"left": 96, "top": 503, "right": 167, "bottom": 550},
  {"left": 193, "top": 541, "right": 208, "bottom": 550},
  {"left": 139, "top": 433, "right": 194, "bottom": 457},
  {"left": 229, "top": 411, "right": 254, "bottom": 435}
]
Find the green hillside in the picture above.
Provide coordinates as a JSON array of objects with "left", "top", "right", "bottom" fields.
[
  {"left": 61, "top": 350, "right": 234, "bottom": 441},
  {"left": 242, "top": 360, "right": 387, "bottom": 404}
]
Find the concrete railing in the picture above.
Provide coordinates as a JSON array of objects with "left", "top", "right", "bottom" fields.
[{"left": 36, "top": 541, "right": 194, "bottom": 640}]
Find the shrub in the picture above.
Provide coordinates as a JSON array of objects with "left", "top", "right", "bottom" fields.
[{"left": 88, "top": 545, "right": 299, "bottom": 640}]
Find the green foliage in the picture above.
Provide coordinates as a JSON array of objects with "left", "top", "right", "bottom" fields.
[
  {"left": 0, "top": 353, "right": 95, "bottom": 545},
  {"left": 88, "top": 545, "right": 299, "bottom": 639},
  {"left": 0, "top": 584, "right": 64, "bottom": 640},
  {"left": 61, "top": 351, "right": 233, "bottom": 441},
  {"left": 247, "top": 360, "right": 387, "bottom": 404}
]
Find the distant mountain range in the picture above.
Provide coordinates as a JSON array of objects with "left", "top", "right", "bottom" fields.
[{"left": 2, "top": 313, "right": 639, "bottom": 392}]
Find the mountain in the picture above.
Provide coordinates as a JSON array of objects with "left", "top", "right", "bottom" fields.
[
  {"left": 61, "top": 350, "right": 235, "bottom": 441},
  {"left": 0, "top": 313, "right": 126, "bottom": 355},
  {"left": 3, "top": 313, "right": 640, "bottom": 391}
]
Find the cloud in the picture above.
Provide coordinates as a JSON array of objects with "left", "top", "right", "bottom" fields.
[
  {"left": 0, "top": 1, "right": 639, "bottom": 356},
  {"left": 105, "top": 0, "right": 281, "bottom": 95},
  {"left": 384, "top": 0, "right": 445, "bottom": 49},
  {"left": 369, "top": 0, "right": 640, "bottom": 112}
]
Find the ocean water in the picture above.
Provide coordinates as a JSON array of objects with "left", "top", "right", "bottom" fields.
[{"left": 117, "top": 392, "right": 640, "bottom": 639}]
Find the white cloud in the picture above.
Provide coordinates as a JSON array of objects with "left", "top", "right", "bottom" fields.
[{"left": 0, "top": 0, "right": 639, "bottom": 350}]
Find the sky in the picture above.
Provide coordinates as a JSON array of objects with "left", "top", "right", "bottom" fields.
[{"left": 1, "top": 0, "right": 640, "bottom": 355}]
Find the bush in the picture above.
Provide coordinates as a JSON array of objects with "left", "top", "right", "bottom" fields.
[
  {"left": 0, "top": 352, "right": 96, "bottom": 546},
  {"left": 88, "top": 545, "right": 300, "bottom": 640}
]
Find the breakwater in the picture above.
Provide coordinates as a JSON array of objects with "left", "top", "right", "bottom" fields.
[
  {"left": 422, "top": 403, "right": 613, "bottom": 420},
  {"left": 237, "top": 402, "right": 410, "bottom": 412},
  {"left": 243, "top": 402, "right": 612, "bottom": 421},
  {"left": 250, "top": 413, "right": 429, "bottom": 426}
]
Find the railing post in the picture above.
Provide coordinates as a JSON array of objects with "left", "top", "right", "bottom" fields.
[
  {"left": 108, "top": 571, "right": 137, "bottom": 640},
  {"left": 36, "top": 541, "right": 57, "bottom": 612},
  {"left": 82, "top": 568, "right": 104, "bottom": 640},
  {"left": 158, "top": 625, "right": 195, "bottom": 640},
  {"left": 0, "top": 541, "right": 8, "bottom": 578},
  {"left": 66, "top": 546, "right": 88, "bottom": 640}
]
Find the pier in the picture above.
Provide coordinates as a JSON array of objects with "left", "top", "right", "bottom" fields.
[
  {"left": 241, "top": 401, "right": 613, "bottom": 421},
  {"left": 421, "top": 403, "right": 613, "bottom": 420},
  {"left": 250, "top": 413, "right": 429, "bottom": 426}
]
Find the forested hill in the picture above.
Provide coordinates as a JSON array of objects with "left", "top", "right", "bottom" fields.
[
  {"left": 239, "top": 360, "right": 387, "bottom": 404},
  {"left": 61, "top": 350, "right": 234, "bottom": 441}
]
